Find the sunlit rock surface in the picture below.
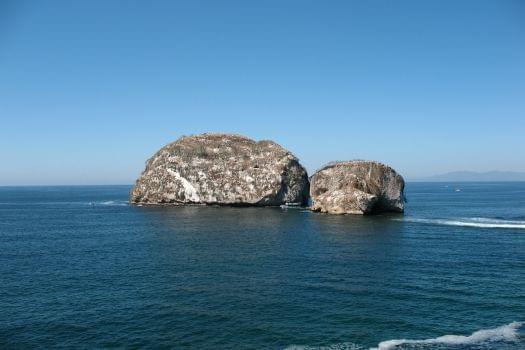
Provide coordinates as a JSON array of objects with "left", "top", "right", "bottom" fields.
[
  {"left": 130, "top": 133, "right": 309, "bottom": 206},
  {"left": 310, "top": 161, "right": 405, "bottom": 215}
]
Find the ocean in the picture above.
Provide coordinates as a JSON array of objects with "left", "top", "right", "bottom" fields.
[{"left": 1, "top": 182, "right": 524, "bottom": 349}]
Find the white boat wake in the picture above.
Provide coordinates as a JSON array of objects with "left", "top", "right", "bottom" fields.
[{"left": 398, "top": 217, "right": 525, "bottom": 229}]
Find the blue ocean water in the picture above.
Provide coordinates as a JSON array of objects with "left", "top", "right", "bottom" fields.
[{"left": 1, "top": 183, "right": 524, "bottom": 349}]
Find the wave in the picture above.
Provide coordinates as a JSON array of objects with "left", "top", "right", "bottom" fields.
[
  {"left": 372, "top": 321, "right": 523, "bottom": 350},
  {"left": 285, "top": 343, "right": 361, "bottom": 350},
  {"left": 89, "top": 200, "right": 129, "bottom": 207},
  {"left": 399, "top": 217, "right": 525, "bottom": 229},
  {"left": 285, "top": 321, "right": 523, "bottom": 350}
]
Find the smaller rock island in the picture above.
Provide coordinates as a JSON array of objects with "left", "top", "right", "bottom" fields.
[{"left": 309, "top": 161, "right": 405, "bottom": 215}]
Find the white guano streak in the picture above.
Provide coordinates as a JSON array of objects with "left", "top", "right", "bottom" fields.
[{"left": 167, "top": 169, "right": 200, "bottom": 202}]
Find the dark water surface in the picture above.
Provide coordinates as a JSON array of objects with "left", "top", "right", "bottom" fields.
[{"left": 1, "top": 183, "right": 524, "bottom": 349}]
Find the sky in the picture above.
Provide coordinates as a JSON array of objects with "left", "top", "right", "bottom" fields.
[{"left": 0, "top": 0, "right": 524, "bottom": 185}]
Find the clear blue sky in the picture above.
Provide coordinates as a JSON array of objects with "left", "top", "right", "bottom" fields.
[{"left": 1, "top": 0, "right": 524, "bottom": 185}]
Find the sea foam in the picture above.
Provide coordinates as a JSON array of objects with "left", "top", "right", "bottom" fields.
[
  {"left": 286, "top": 321, "right": 523, "bottom": 350},
  {"left": 372, "top": 321, "right": 523, "bottom": 350}
]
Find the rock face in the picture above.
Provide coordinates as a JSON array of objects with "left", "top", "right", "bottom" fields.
[
  {"left": 310, "top": 161, "right": 405, "bottom": 215},
  {"left": 130, "top": 133, "right": 309, "bottom": 206}
]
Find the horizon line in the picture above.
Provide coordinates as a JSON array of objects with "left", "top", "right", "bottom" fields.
[{"left": 3, "top": 180, "right": 525, "bottom": 187}]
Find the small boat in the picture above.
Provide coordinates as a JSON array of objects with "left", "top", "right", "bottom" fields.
[{"left": 281, "top": 202, "right": 301, "bottom": 209}]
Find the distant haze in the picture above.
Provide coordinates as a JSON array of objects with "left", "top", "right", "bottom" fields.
[{"left": 412, "top": 171, "right": 525, "bottom": 182}]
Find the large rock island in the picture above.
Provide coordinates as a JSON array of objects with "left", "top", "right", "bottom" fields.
[
  {"left": 130, "top": 133, "right": 309, "bottom": 206},
  {"left": 310, "top": 161, "right": 405, "bottom": 215}
]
